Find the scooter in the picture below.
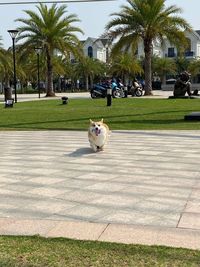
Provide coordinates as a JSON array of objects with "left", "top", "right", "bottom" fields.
[
  {"left": 111, "top": 81, "right": 125, "bottom": 98},
  {"left": 91, "top": 81, "right": 124, "bottom": 99},
  {"left": 90, "top": 84, "right": 108, "bottom": 98},
  {"left": 130, "top": 80, "right": 143, "bottom": 97}
]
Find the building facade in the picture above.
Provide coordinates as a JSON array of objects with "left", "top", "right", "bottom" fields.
[
  {"left": 81, "top": 30, "right": 200, "bottom": 62},
  {"left": 82, "top": 37, "right": 111, "bottom": 63}
]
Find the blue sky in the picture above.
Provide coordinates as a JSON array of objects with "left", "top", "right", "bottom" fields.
[{"left": 1, "top": 0, "right": 200, "bottom": 49}]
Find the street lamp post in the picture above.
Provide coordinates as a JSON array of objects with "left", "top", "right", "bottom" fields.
[
  {"left": 34, "top": 47, "right": 42, "bottom": 98},
  {"left": 8, "top": 30, "right": 19, "bottom": 103}
]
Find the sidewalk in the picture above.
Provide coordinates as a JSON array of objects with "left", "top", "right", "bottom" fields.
[
  {"left": 0, "top": 130, "right": 200, "bottom": 249},
  {"left": 0, "top": 90, "right": 174, "bottom": 103},
  {"left": 0, "top": 92, "right": 90, "bottom": 103}
]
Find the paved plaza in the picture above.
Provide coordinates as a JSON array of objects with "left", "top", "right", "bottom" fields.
[{"left": 0, "top": 130, "right": 200, "bottom": 249}]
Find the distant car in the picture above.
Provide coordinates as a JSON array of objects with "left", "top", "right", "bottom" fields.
[{"left": 166, "top": 78, "right": 176, "bottom": 84}]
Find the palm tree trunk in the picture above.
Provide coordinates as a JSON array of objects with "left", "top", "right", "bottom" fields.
[
  {"left": 90, "top": 76, "right": 94, "bottom": 89},
  {"left": 4, "top": 77, "right": 12, "bottom": 101},
  {"left": 46, "top": 49, "right": 55, "bottom": 97},
  {"left": 85, "top": 75, "right": 89, "bottom": 91},
  {"left": 144, "top": 39, "right": 153, "bottom": 96}
]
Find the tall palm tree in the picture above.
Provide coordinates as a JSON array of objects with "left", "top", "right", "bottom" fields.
[
  {"left": 105, "top": 0, "right": 192, "bottom": 95},
  {"left": 0, "top": 47, "right": 26, "bottom": 96},
  {"left": 0, "top": 50, "right": 12, "bottom": 88},
  {"left": 16, "top": 3, "right": 83, "bottom": 96}
]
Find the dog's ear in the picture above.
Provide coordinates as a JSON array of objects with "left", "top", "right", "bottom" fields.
[
  {"left": 89, "top": 119, "right": 93, "bottom": 124},
  {"left": 101, "top": 118, "right": 104, "bottom": 123}
]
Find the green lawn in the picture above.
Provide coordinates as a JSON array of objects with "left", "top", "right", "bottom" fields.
[
  {"left": 1, "top": 97, "right": 200, "bottom": 130},
  {"left": 0, "top": 236, "right": 200, "bottom": 267}
]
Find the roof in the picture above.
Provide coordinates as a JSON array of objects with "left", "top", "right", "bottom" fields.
[
  {"left": 81, "top": 37, "right": 111, "bottom": 48},
  {"left": 195, "top": 30, "right": 200, "bottom": 37}
]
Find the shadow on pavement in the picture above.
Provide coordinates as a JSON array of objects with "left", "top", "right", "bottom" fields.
[{"left": 68, "top": 147, "right": 94, "bottom": 157}]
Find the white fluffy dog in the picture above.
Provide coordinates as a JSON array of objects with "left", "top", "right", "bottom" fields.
[{"left": 88, "top": 119, "right": 110, "bottom": 152}]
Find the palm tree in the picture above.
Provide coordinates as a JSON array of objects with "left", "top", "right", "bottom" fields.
[
  {"left": 105, "top": 0, "right": 192, "bottom": 95},
  {"left": 152, "top": 56, "right": 177, "bottom": 84},
  {"left": 188, "top": 59, "right": 200, "bottom": 77},
  {"left": 17, "top": 49, "right": 46, "bottom": 92},
  {"left": 75, "top": 56, "right": 106, "bottom": 90},
  {"left": 0, "top": 50, "right": 11, "bottom": 88},
  {"left": 0, "top": 46, "right": 26, "bottom": 97},
  {"left": 16, "top": 3, "right": 83, "bottom": 96},
  {"left": 109, "top": 53, "right": 143, "bottom": 84},
  {"left": 175, "top": 57, "right": 190, "bottom": 74}
]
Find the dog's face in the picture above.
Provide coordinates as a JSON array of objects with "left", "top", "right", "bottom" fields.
[{"left": 89, "top": 119, "right": 105, "bottom": 137}]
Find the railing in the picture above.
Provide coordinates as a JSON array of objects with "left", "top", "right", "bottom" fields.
[{"left": 185, "top": 51, "right": 195, "bottom": 57}]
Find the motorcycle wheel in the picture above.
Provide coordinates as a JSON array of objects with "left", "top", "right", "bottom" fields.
[
  {"left": 135, "top": 89, "right": 143, "bottom": 97},
  {"left": 112, "top": 89, "right": 121, "bottom": 98},
  {"left": 120, "top": 90, "right": 125, "bottom": 98},
  {"left": 91, "top": 92, "right": 97, "bottom": 98}
]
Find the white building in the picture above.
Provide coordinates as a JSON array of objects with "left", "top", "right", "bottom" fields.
[
  {"left": 70, "top": 37, "right": 111, "bottom": 63},
  {"left": 71, "top": 29, "right": 200, "bottom": 63},
  {"left": 133, "top": 29, "right": 200, "bottom": 60},
  {"left": 82, "top": 37, "right": 111, "bottom": 62},
  {"left": 160, "top": 30, "right": 200, "bottom": 59}
]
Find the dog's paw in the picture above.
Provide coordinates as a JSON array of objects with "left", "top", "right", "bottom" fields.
[
  {"left": 97, "top": 146, "right": 104, "bottom": 152},
  {"left": 90, "top": 143, "right": 98, "bottom": 152}
]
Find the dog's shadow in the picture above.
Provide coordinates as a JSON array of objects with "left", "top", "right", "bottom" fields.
[{"left": 67, "top": 147, "right": 94, "bottom": 157}]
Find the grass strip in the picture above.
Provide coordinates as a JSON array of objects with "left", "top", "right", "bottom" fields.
[
  {"left": 0, "top": 98, "right": 200, "bottom": 130},
  {"left": 0, "top": 235, "right": 200, "bottom": 267}
]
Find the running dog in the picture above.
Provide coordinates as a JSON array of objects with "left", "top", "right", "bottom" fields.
[{"left": 88, "top": 119, "right": 110, "bottom": 152}]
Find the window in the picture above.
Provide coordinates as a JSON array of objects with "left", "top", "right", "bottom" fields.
[
  {"left": 168, "top": 47, "right": 175, "bottom": 57},
  {"left": 88, "top": 46, "right": 93, "bottom": 58}
]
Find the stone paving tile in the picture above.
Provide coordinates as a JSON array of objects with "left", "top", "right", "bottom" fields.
[
  {"left": 99, "top": 224, "right": 200, "bottom": 249},
  {"left": 76, "top": 172, "right": 118, "bottom": 181},
  {"left": 184, "top": 201, "right": 200, "bottom": 213},
  {"left": 89, "top": 194, "right": 141, "bottom": 208},
  {"left": 47, "top": 221, "right": 107, "bottom": 240},
  {"left": 178, "top": 213, "right": 200, "bottom": 230},
  {"left": 0, "top": 218, "right": 58, "bottom": 236},
  {"left": 27, "top": 187, "right": 70, "bottom": 198},
  {"left": 25, "top": 200, "right": 77, "bottom": 214},
  {"left": 57, "top": 204, "right": 112, "bottom": 221}
]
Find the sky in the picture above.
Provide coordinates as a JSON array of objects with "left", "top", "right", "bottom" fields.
[{"left": 0, "top": 0, "right": 200, "bottom": 49}]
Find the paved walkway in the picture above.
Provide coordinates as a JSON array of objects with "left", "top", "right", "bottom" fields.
[
  {"left": 0, "top": 130, "right": 200, "bottom": 249},
  {"left": 0, "top": 90, "right": 173, "bottom": 103}
]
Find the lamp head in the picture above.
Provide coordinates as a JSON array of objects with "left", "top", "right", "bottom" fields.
[
  {"left": 34, "top": 47, "right": 42, "bottom": 55},
  {"left": 8, "top": 30, "right": 19, "bottom": 39}
]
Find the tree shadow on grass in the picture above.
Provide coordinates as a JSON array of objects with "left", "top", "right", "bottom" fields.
[
  {"left": 111, "top": 118, "right": 185, "bottom": 125},
  {"left": 0, "top": 109, "right": 197, "bottom": 129}
]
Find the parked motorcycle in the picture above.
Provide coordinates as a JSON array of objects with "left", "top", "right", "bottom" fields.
[
  {"left": 111, "top": 81, "right": 125, "bottom": 98},
  {"left": 90, "top": 81, "right": 124, "bottom": 99},
  {"left": 90, "top": 84, "right": 107, "bottom": 98},
  {"left": 130, "top": 79, "right": 143, "bottom": 97}
]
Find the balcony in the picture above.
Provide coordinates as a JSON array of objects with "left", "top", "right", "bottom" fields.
[{"left": 185, "top": 51, "right": 195, "bottom": 57}]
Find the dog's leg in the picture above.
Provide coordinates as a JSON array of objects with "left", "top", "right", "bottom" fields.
[
  {"left": 90, "top": 142, "right": 98, "bottom": 152},
  {"left": 98, "top": 145, "right": 104, "bottom": 151}
]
